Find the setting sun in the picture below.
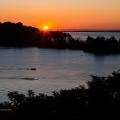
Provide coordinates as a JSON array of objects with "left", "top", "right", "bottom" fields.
[{"left": 43, "top": 26, "right": 49, "bottom": 31}]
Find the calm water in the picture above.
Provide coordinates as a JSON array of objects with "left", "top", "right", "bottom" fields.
[
  {"left": 0, "top": 32, "right": 120, "bottom": 102},
  {"left": 68, "top": 31, "right": 120, "bottom": 40}
]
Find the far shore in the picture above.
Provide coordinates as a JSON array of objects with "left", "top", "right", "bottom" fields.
[{"left": 0, "top": 22, "right": 120, "bottom": 54}]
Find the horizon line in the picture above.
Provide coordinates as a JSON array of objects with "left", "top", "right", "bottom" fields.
[
  {"left": 1, "top": 21, "right": 120, "bottom": 32},
  {"left": 49, "top": 29, "right": 120, "bottom": 32}
]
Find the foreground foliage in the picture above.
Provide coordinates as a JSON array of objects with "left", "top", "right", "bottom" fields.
[{"left": 1, "top": 71, "right": 120, "bottom": 119}]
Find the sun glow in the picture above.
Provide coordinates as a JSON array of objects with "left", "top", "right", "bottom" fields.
[{"left": 43, "top": 26, "right": 49, "bottom": 31}]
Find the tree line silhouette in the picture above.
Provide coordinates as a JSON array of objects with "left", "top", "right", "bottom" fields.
[
  {"left": 0, "top": 21, "right": 73, "bottom": 48},
  {"left": 1, "top": 71, "right": 120, "bottom": 119},
  {"left": 0, "top": 22, "right": 120, "bottom": 54}
]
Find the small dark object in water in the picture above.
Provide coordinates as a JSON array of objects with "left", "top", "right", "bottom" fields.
[
  {"left": 30, "top": 68, "right": 37, "bottom": 71},
  {"left": 22, "top": 78, "right": 38, "bottom": 80}
]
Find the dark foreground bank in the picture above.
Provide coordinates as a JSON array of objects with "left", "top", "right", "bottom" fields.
[
  {"left": 0, "top": 22, "right": 120, "bottom": 54},
  {"left": 1, "top": 71, "right": 120, "bottom": 119}
]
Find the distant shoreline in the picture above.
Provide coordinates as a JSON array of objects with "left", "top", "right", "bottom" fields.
[
  {"left": 0, "top": 21, "right": 120, "bottom": 54},
  {"left": 59, "top": 30, "right": 120, "bottom": 32}
]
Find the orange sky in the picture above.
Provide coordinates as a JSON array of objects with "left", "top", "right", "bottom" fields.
[{"left": 0, "top": 0, "right": 120, "bottom": 30}]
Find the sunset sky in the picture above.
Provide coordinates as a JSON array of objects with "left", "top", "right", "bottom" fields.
[{"left": 0, "top": 0, "right": 120, "bottom": 30}]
